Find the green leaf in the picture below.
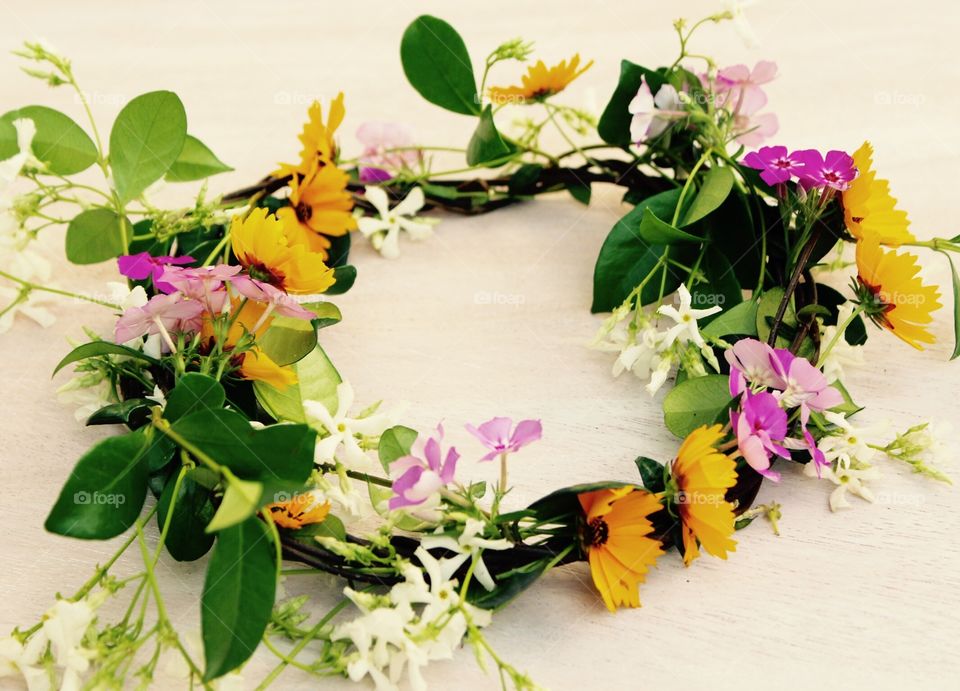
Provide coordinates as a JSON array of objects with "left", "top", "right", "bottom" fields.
[
  {"left": 44, "top": 433, "right": 150, "bottom": 539},
  {"left": 830, "top": 379, "right": 863, "bottom": 416},
  {"left": 205, "top": 477, "right": 264, "bottom": 532},
  {"left": 325, "top": 265, "right": 356, "bottom": 295},
  {"left": 301, "top": 301, "right": 343, "bottom": 330},
  {"left": 508, "top": 163, "right": 543, "bottom": 195},
  {"left": 258, "top": 317, "right": 318, "bottom": 367},
  {"left": 566, "top": 180, "right": 591, "bottom": 205},
  {"left": 378, "top": 425, "right": 418, "bottom": 472},
  {"left": 702, "top": 299, "right": 759, "bottom": 339},
  {"left": 65, "top": 208, "right": 128, "bottom": 264},
  {"left": 942, "top": 253, "right": 960, "bottom": 359},
  {"left": 634, "top": 456, "right": 666, "bottom": 493},
  {"left": 637, "top": 206, "right": 702, "bottom": 244},
  {"left": 289, "top": 513, "right": 346, "bottom": 541},
  {"left": 598, "top": 61, "right": 665, "bottom": 147},
  {"left": 86, "top": 398, "right": 152, "bottom": 428},
  {"left": 157, "top": 474, "right": 215, "bottom": 561},
  {"left": 400, "top": 15, "right": 479, "bottom": 116},
  {"left": 165, "top": 134, "right": 231, "bottom": 182},
  {"left": 53, "top": 340, "right": 158, "bottom": 375},
  {"left": 254, "top": 345, "right": 341, "bottom": 423},
  {"left": 109, "top": 91, "right": 187, "bottom": 202},
  {"left": 526, "top": 481, "right": 630, "bottom": 523},
  {"left": 592, "top": 189, "right": 690, "bottom": 312},
  {"left": 680, "top": 167, "right": 735, "bottom": 227},
  {"left": 466, "top": 105, "right": 516, "bottom": 166},
  {"left": 201, "top": 517, "right": 276, "bottom": 680},
  {"left": 691, "top": 246, "right": 742, "bottom": 325},
  {"left": 468, "top": 556, "right": 553, "bottom": 610},
  {"left": 0, "top": 106, "right": 98, "bottom": 175},
  {"left": 662, "top": 374, "right": 732, "bottom": 438},
  {"left": 815, "top": 284, "right": 867, "bottom": 346},
  {"left": 755, "top": 287, "right": 793, "bottom": 348},
  {"left": 163, "top": 373, "right": 226, "bottom": 422}
]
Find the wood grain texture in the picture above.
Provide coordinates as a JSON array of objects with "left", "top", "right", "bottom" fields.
[{"left": 0, "top": 1, "right": 958, "bottom": 689}]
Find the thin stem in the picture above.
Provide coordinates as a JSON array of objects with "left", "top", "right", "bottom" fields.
[
  {"left": 0, "top": 268, "right": 122, "bottom": 309},
  {"left": 816, "top": 303, "right": 866, "bottom": 368},
  {"left": 671, "top": 149, "right": 712, "bottom": 226}
]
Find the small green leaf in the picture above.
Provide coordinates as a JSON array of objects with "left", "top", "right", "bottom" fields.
[
  {"left": 701, "top": 299, "right": 759, "bottom": 339},
  {"left": 157, "top": 474, "right": 215, "bottom": 560},
  {"left": 634, "top": 456, "right": 666, "bottom": 492},
  {"left": 86, "top": 399, "right": 152, "bottom": 428},
  {"left": 44, "top": 433, "right": 150, "bottom": 539},
  {"left": 0, "top": 106, "right": 98, "bottom": 174},
  {"left": 289, "top": 514, "right": 346, "bottom": 541},
  {"left": 691, "top": 246, "right": 742, "bottom": 325},
  {"left": 254, "top": 345, "right": 341, "bottom": 423},
  {"left": 662, "top": 374, "right": 732, "bottom": 438},
  {"left": 755, "top": 287, "right": 793, "bottom": 348},
  {"left": 598, "top": 61, "right": 665, "bottom": 147},
  {"left": 830, "top": 379, "right": 863, "bottom": 416},
  {"left": 205, "top": 477, "right": 264, "bottom": 532},
  {"left": 942, "top": 253, "right": 960, "bottom": 359},
  {"left": 325, "top": 265, "right": 356, "bottom": 295},
  {"left": 680, "top": 166, "right": 735, "bottom": 227},
  {"left": 378, "top": 425, "right": 418, "bottom": 472},
  {"left": 165, "top": 134, "right": 232, "bottom": 182},
  {"left": 637, "top": 207, "right": 702, "bottom": 244},
  {"left": 566, "top": 180, "right": 591, "bottom": 205},
  {"left": 258, "top": 317, "right": 318, "bottom": 367},
  {"left": 400, "top": 15, "right": 480, "bottom": 116},
  {"left": 65, "top": 208, "right": 128, "bottom": 264},
  {"left": 163, "top": 373, "right": 226, "bottom": 422},
  {"left": 54, "top": 341, "right": 158, "bottom": 375},
  {"left": 109, "top": 91, "right": 187, "bottom": 202},
  {"left": 202, "top": 517, "right": 276, "bottom": 680},
  {"left": 466, "top": 105, "right": 516, "bottom": 166},
  {"left": 300, "top": 301, "right": 343, "bottom": 330}
]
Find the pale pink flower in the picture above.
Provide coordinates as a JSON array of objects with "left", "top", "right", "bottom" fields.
[{"left": 465, "top": 416, "right": 542, "bottom": 462}]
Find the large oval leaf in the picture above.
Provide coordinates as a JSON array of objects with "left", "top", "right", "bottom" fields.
[
  {"left": 54, "top": 341, "right": 158, "bottom": 375},
  {"left": 662, "top": 374, "right": 732, "bottom": 438},
  {"left": 0, "top": 105, "right": 98, "bottom": 175},
  {"left": 680, "top": 166, "right": 735, "bottom": 227},
  {"left": 44, "top": 432, "right": 150, "bottom": 539},
  {"left": 157, "top": 473, "right": 215, "bottom": 561},
  {"left": 466, "top": 105, "right": 516, "bottom": 166},
  {"left": 254, "top": 344, "right": 341, "bottom": 423},
  {"left": 163, "top": 373, "right": 226, "bottom": 422},
  {"left": 165, "top": 134, "right": 232, "bottom": 182},
  {"left": 65, "top": 208, "right": 128, "bottom": 264},
  {"left": 109, "top": 91, "right": 187, "bottom": 202},
  {"left": 201, "top": 517, "right": 276, "bottom": 680},
  {"left": 400, "top": 15, "right": 479, "bottom": 116}
]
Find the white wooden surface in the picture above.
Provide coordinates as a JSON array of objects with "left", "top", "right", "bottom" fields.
[{"left": 1, "top": 1, "right": 959, "bottom": 689}]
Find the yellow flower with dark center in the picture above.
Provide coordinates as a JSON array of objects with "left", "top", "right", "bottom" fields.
[
  {"left": 274, "top": 93, "right": 345, "bottom": 177},
  {"left": 230, "top": 208, "right": 335, "bottom": 294},
  {"left": 489, "top": 54, "right": 593, "bottom": 105},
  {"left": 276, "top": 160, "right": 357, "bottom": 259},
  {"left": 265, "top": 493, "right": 330, "bottom": 529},
  {"left": 855, "top": 240, "right": 941, "bottom": 349},
  {"left": 843, "top": 142, "right": 915, "bottom": 246},
  {"left": 670, "top": 424, "right": 737, "bottom": 565},
  {"left": 578, "top": 486, "right": 664, "bottom": 612}
]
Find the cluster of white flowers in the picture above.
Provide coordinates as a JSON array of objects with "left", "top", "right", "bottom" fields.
[
  {"left": 804, "top": 411, "right": 887, "bottom": 511},
  {"left": 0, "top": 596, "right": 101, "bottom": 691},
  {"left": 818, "top": 303, "right": 866, "bottom": 383},
  {"left": 357, "top": 186, "right": 437, "bottom": 259},
  {"left": 590, "top": 284, "right": 721, "bottom": 394},
  {"left": 332, "top": 546, "right": 492, "bottom": 691},
  {"left": 304, "top": 380, "right": 401, "bottom": 523}
]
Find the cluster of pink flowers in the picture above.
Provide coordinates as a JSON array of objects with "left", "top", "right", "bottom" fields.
[
  {"left": 113, "top": 252, "right": 315, "bottom": 351},
  {"left": 707, "top": 60, "right": 779, "bottom": 147},
  {"left": 742, "top": 146, "right": 858, "bottom": 190},
  {"left": 389, "top": 416, "right": 542, "bottom": 510},
  {"left": 726, "top": 339, "right": 843, "bottom": 480},
  {"left": 355, "top": 121, "right": 421, "bottom": 183}
]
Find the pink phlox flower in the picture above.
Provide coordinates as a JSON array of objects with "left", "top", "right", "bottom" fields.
[
  {"left": 742, "top": 145, "right": 807, "bottom": 185},
  {"left": 117, "top": 252, "right": 194, "bottom": 293},
  {"left": 159, "top": 264, "right": 241, "bottom": 313},
  {"left": 725, "top": 338, "right": 787, "bottom": 396},
  {"left": 356, "top": 121, "right": 419, "bottom": 173},
  {"left": 231, "top": 275, "right": 316, "bottom": 320},
  {"left": 793, "top": 149, "right": 858, "bottom": 191},
  {"left": 389, "top": 424, "right": 460, "bottom": 510},
  {"left": 732, "top": 390, "right": 789, "bottom": 481},
  {"left": 464, "top": 416, "right": 543, "bottom": 462},
  {"left": 713, "top": 61, "right": 778, "bottom": 115},
  {"left": 783, "top": 428, "right": 829, "bottom": 475},
  {"left": 114, "top": 292, "right": 204, "bottom": 348},
  {"left": 771, "top": 348, "right": 844, "bottom": 425},
  {"left": 733, "top": 111, "right": 778, "bottom": 147}
]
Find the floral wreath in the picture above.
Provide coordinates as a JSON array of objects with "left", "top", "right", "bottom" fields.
[{"left": 0, "top": 9, "right": 954, "bottom": 691}]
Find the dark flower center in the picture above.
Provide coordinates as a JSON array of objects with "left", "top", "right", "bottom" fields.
[
  {"left": 295, "top": 201, "right": 312, "bottom": 223},
  {"left": 585, "top": 517, "right": 610, "bottom": 547},
  {"left": 247, "top": 261, "right": 286, "bottom": 288}
]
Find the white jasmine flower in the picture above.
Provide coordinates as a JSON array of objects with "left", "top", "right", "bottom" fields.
[
  {"left": 105, "top": 281, "right": 148, "bottom": 311},
  {"left": 0, "top": 633, "right": 49, "bottom": 691},
  {"left": 41, "top": 599, "right": 96, "bottom": 691},
  {"left": 819, "top": 304, "right": 866, "bottom": 383},
  {"left": 0, "top": 284, "right": 56, "bottom": 334},
  {"left": 304, "top": 381, "right": 395, "bottom": 466},
  {"left": 721, "top": 0, "right": 761, "bottom": 48},
  {"left": 420, "top": 518, "right": 512, "bottom": 591},
  {"left": 656, "top": 284, "right": 721, "bottom": 350},
  {"left": 357, "top": 186, "right": 435, "bottom": 259},
  {"left": 806, "top": 461, "right": 881, "bottom": 511},
  {"left": 0, "top": 118, "right": 37, "bottom": 185},
  {"left": 817, "top": 411, "right": 883, "bottom": 469},
  {"left": 57, "top": 370, "right": 113, "bottom": 423}
]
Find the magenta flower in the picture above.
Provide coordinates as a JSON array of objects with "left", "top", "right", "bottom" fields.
[
  {"left": 725, "top": 338, "right": 787, "bottom": 396},
  {"left": 465, "top": 416, "right": 542, "bottom": 462},
  {"left": 231, "top": 276, "right": 316, "bottom": 320},
  {"left": 118, "top": 252, "right": 194, "bottom": 293},
  {"left": 388, "top": 424, "right": 460, "bottom": 510},
  {"left": 732, "top": 391, "right": 789, "bottom": 480},
  {"left": 784, "top": 428, "right": 828, "bottom": 474},
  {"left": 114, "top": 292, "right": 204, "bottom": 349},
  {"left": 794, "top": 149, "right": 857, "bottom": 191},
  {"left": 742, "top": 146, "right": 807, "bottom": 185},
  {"left": 358, "top": 167, "right": 393, "bottom": 183}
]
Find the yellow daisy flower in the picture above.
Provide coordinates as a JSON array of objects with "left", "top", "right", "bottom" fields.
[
  {"left": 274, "top": 93, "right": 346, "bottom": 177},
  {"left": 265, "top": 493, "right": 330, "bottom": 529},
  {"left": 276, "top": 159, "right": 357, "bottom": 259},
  {"left": 239, "top": 347, "right": 298, "bottom": 390},
  {"left": 578, "top": 486, "right": 664, "bottom": 612},
  {"left": 843, "top": 142, "right": 915, "bottom": 246},
  {"left": 488, "top": 54, "right": 593, "bottom": 105},
  {"left": 855, "top": 240, "right": 942, "bottom": 349},
  {"left": 670, "top": 424, "right": 737, "bottom": 565},
  {"left": 230, "top": 208, "right": 335, "bottom": 295}
]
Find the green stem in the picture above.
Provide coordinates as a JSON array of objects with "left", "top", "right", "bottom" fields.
[
  {"left": 671, "top": 149, "right": 712, "bottom": 226},
  {"left": 816, "top": 303, "right": 866, "bottom": 368}
]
